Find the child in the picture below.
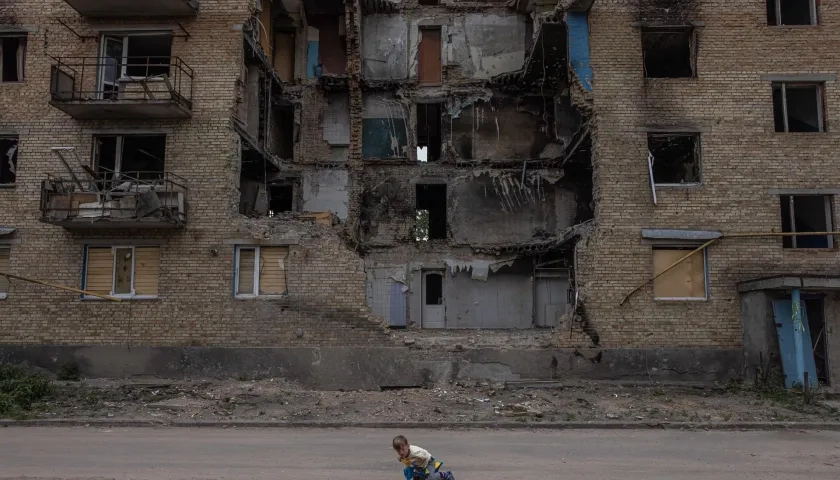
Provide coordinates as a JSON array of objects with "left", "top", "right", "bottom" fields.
[{"left": 392, "top": 435, "right": 455, "bottom": 480}]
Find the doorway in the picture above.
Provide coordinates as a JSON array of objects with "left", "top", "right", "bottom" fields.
[
  {"left": 534, "top": 270, "right": 570, "bottom": 328},
  {"left": 422, "top": 270, "right": 445, "bottom": 328},
  {"left": 804, "top": 295, "right": 829, "bottom": 385}
]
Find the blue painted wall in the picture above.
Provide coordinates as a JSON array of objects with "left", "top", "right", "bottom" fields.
[
  {"left": 307, "top": 41, "right": 320, "bottom": 78},
  {"left": 773, "top": 299, "right": 819, "bottom": 388},
  {"left": 362, "top": 118, "right": 408, "bottom": 158},
  {"left": 567, "top": 12, "right": 593, "bottom": 92}
]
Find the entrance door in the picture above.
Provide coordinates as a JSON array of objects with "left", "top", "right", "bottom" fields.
[
  {"left": 772, "top": 299, "right": 819, "bottom": 388},
  {"left": 422, "top": 271, "right": 445, "bottom": 328},
  {"left": 99, "top": 36, "right": 126, "bottom": 98},
  {"left": 535, "top": 270, "right": 570, "bottom": 327}
]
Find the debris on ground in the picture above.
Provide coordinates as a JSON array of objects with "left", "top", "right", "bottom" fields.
[{"left": 12, "top": 375, "right": 840, "bottom": 424}]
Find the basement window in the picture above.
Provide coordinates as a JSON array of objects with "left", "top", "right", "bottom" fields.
[
  {"left": 767, "top": 0, "right": 817, "bottom": 26},
  {"left": 0, "top": 246, "right": 9, "bottom": 299},
  {"left": 83, "top": 246, "right": 160, "bottom": 299},
  {"left": 416, "top": 184, "right": 447, "bottom": 241},
  {"left": 93, "top": 135, "right": 166, "bottom": 181},
  {"left": 648, "top": 133, "right": 700, "bottom": 185},
  {"left": 641, "top": 27, "right": 695, "bottom": 78},
  {"left": 1, "top": 35, "right": 26, "bottom": 82},
  {"left": 417, "top": 104, "right": 442, "bottom": 163},
  {"left": 652, "top": 247, "right": 708, "bottom": 301},
  {"left": 772, "top": 83, "right": 823, "bottom": 132},
  {"left": 234, "top": 246, "right": 289, "bottom": 297},
  {"left": 0, "top": 136, "right": 18, "bottom": 186},
  {"left": 269, "top": 183, "right": 295, "bottom": 216},
  {"left": 780, "top": 195, "right": 833, "bottom": 248}
]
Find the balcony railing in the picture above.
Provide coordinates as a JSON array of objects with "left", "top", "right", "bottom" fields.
[
  {"left": 63, "top": 0, "right": 199, "bottom": 17},
  {"left": 50, "top": 56, "right": 194, "bottom": 119},
  {"left": 40, "top": 172, "right": 188, "bottom": 229}
]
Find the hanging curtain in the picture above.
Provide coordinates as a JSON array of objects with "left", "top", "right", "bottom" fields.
[{"left": 15, "top": 38, "right": 25, "bottom": 81}]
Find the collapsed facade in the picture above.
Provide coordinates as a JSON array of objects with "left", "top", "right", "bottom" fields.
[{"left": 0, "top": 0, "right": 838, "bottom": 389}]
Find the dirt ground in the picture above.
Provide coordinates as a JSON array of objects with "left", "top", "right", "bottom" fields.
[{"left": 30, "top": 377, "right": 840, "bottom": 424}]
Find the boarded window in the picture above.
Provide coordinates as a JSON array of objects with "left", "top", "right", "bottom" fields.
[
  {"left": 84, "top": 246, "right": 161, "bottom": 298},
  {"left": 767, "top": 0, "right": 817, "bottom": 26},
  {"left": 780, "top": 195, "right": 833, "bottom": 248},
  {"left": 648, "top": 133, "right": 700, "bottom": 185},
  {"left": 652, "top": 248, "right": 708, "bottom": 300},
  {"left": 1, "top": 35, "right": 26, "bottom": 83},
  {"left": 772, "top": 83, "right": 823, "bottom": 133},
  {"left": 0, "top": 247, "right": 9, "bottom": 296},
  {"left": 0, "top": 136, "right": 18, "bottom": 185},
  {"left": 641, "top": 27, "right": 694, "bottom": 78},
  {"left": 418, "top": 28, "right": 442, "bottom": 85},
  {"left": 235, "top": 246, "right": 288, "bottom": 297}
]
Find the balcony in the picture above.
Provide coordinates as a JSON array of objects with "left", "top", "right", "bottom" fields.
[
  {"left": 50, "top": 57, "right": 193, "bottom": 120},
  {"left": 40, "top": 173, "right": 188, "bottom": 229},
  {"left": 63, "top": 0, "right": 199, "bottom": 17}
]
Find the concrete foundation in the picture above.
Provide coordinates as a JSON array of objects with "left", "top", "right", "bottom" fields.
[{"left": 0, "top": 345, "right": 744, "bottom": 390}]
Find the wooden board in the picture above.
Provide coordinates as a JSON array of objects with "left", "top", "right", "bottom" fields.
[
  {"left": 237, "top": 248, "right": 256, "bottom": 295},
  {"left": 134, "top": 247, "right": 160, "bottom": 296},
  {"left": 652, "top": 248, "right": 706, "bottom": 299},
  {"left": 85, "top": 247, "right": 113, "bottom": 296},
  {"left": 259, "top": 247, "right": 288, "bottom": 295},
  {"left": 419, "top": 28, "right": 442, "bottom": 85}
]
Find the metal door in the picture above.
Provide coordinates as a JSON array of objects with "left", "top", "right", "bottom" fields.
[
  {"left": 422, "top": 271, "right": 445, "bottom": 328},
  {"left": 534, "top": 270, "right": 569, "bottom": 327}
]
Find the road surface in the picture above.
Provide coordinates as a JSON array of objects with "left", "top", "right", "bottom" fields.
[{"left": 0, "top": 427, "right": 838, "bottom": 479}]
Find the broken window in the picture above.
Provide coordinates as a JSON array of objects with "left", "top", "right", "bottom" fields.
[
  {"left": 780, "top": 195, "right": 833, "bottom": 248},
  {"left": 416, "top": 184, "right": 447, "bottom": 241},
  {"left": 767, "top": 0, "right": 817, "bottom": 26},
  {"left": 418, "top": 28, "right": 442, "bottom": 85},
  {"left": 648, "top": 133, "right": 700, "bottom": 185},
  {"left": 98, "top": 34, "right": 172, "bottom": 94},
  {"left": 417, "top": 103, "right": 442, "bottom": 162},
  {"left": 652, "top": 247, "right": 708, "bottom": 300},
  {"left": 0, "top": 136, "right": 18, "bottom": 185},
  {"left": 772, "top": 83, "right": 823, "bottom": 132},
  {"left": 0, "top": 246, "right": 9, "bottom": 298},
  {"left": 641, "top": 27, "right": 695, "bottom": 78},
  {"left": 84, "top": 246, "right": 160, "bottom": 298},
  {"left": 1, "top": 35, "right": 26, "bottom": 82},
  {"left": 269, "top": 183, "right": 295, "bottom": 216},
  {"left": 235, "top": 246, "right": 289, "bottom": 297},
  {"left": 93, "top": 135, "right": 166, "bottom": 181}
]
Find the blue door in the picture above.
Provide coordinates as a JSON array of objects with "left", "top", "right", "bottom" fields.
[{"left": 772, "top": 299, "right": 819, "bottom": 388}]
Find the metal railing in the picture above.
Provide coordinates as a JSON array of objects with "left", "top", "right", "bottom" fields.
[
  {"left": 40, "top": 172, "right": 188, "bottom": 226},
  {"left": 50, "top": 56, "right": 193, "bottom": 108}
]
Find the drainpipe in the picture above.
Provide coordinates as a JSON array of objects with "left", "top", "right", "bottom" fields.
[{"left": 792, "top": 287, "right": 805, "bottom": 387}]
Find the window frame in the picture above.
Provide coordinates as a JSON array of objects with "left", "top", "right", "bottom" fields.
[
  {"left": 773, "top": 82, "right": 825, "bottom": 133},
  {"left": 0, "top": 245, "right": 9, "bottom": 300},
  {"left": 233, "top": 245, "right": 288, "bottom": 298},
  {"left": 0, "top": 134, "right": 19, "bottom": 187},
  {"left": 640, "top": 26, "right": 697, "bottom": 79},
  {"left": 96, "top": 32, "right": 173, "bottom": 96},
  {"left": 780, "top": 194, "right": 834, "bottom": 249},
  {"left": 0, "top": 34, "right": 27, "bottom": 84},
  {"left": 91, "top": 133, "right": 167, "bottom": 178},
  {"left": 82, "top": 245, "right": 159, "bottom": 300},
  {"left": 647, "top": 132, "right": 702, "bottom": 187},
  {"left": 652, "top": 246, "right": 710, "bottom": 301},
  {"left": 768, "top": 0, "right": 818, "bottom": 27}
]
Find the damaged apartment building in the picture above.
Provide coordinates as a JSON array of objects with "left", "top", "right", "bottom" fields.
[{"left": 2, "top": 0, "right": 840, "bottom": 390}]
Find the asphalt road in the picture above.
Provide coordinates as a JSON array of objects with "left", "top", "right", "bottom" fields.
[{"left": 0, "top": 427, "right": 838, "bottom": 480}]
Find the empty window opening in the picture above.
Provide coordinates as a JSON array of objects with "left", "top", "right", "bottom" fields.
[
  {"left": 269, "top": 184, "right": 294, "bottom": 215},
  {"left": 0, "top": 247, "right": 9, "bottom": 298},
  {"left": 642, "top": 28, "right": 694, "bottom": 78},
  {"left": 652, "top": 247, "right": 708, "bottom": 300},
  {"left": 99, "top": 34, "right": 172, "bottom": 93},
  {"left": 648, "top": 133, "right": 700, "bottom": 185},
  {"left": 0, "top": 136, "right": 18, "bottom": 185},
  {"left": 803, "top": 296, "right": 829, "bottom": 385},
  {"left": 94, "top": 135, "right": 166, "bottom": 181},
  {"left": 767, "top": 0, "right": 817, "bottom": 26},
  {"left": 425, "top": 273, "right": 443, "bottom": 305},
  {"left": 773, "top": 83, "right": 823, "bottom": 132},
  {"left": 417, "top": 103, "right": 442, "bottom": 162},
  {"left": 416, "top": 184, "right": 447, "bottom": 241},
  {"left": 780, "top": 195, "right": 833, "bottom": 248},
  {"left": 419, "top": 0, "right": 440, "bottom": 5},
  {"left": 84, "top": 246, "right": 160, "bottom": 299},
  {"left": 273, "top": 106, "right": 296, "bottom": 159},
  {"left": 1, "top": 36, "right": 26, "bottom": 82},
  {"left": 235, "top": 245, "right": 289, "bottom": 297},
  {"left": 418, "top": 28, "right": 442, "bottom": 85}
]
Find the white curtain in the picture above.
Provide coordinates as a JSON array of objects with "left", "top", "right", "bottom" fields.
[{"left": 16, "top": 38, "right": 25, "bottom": 81}]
